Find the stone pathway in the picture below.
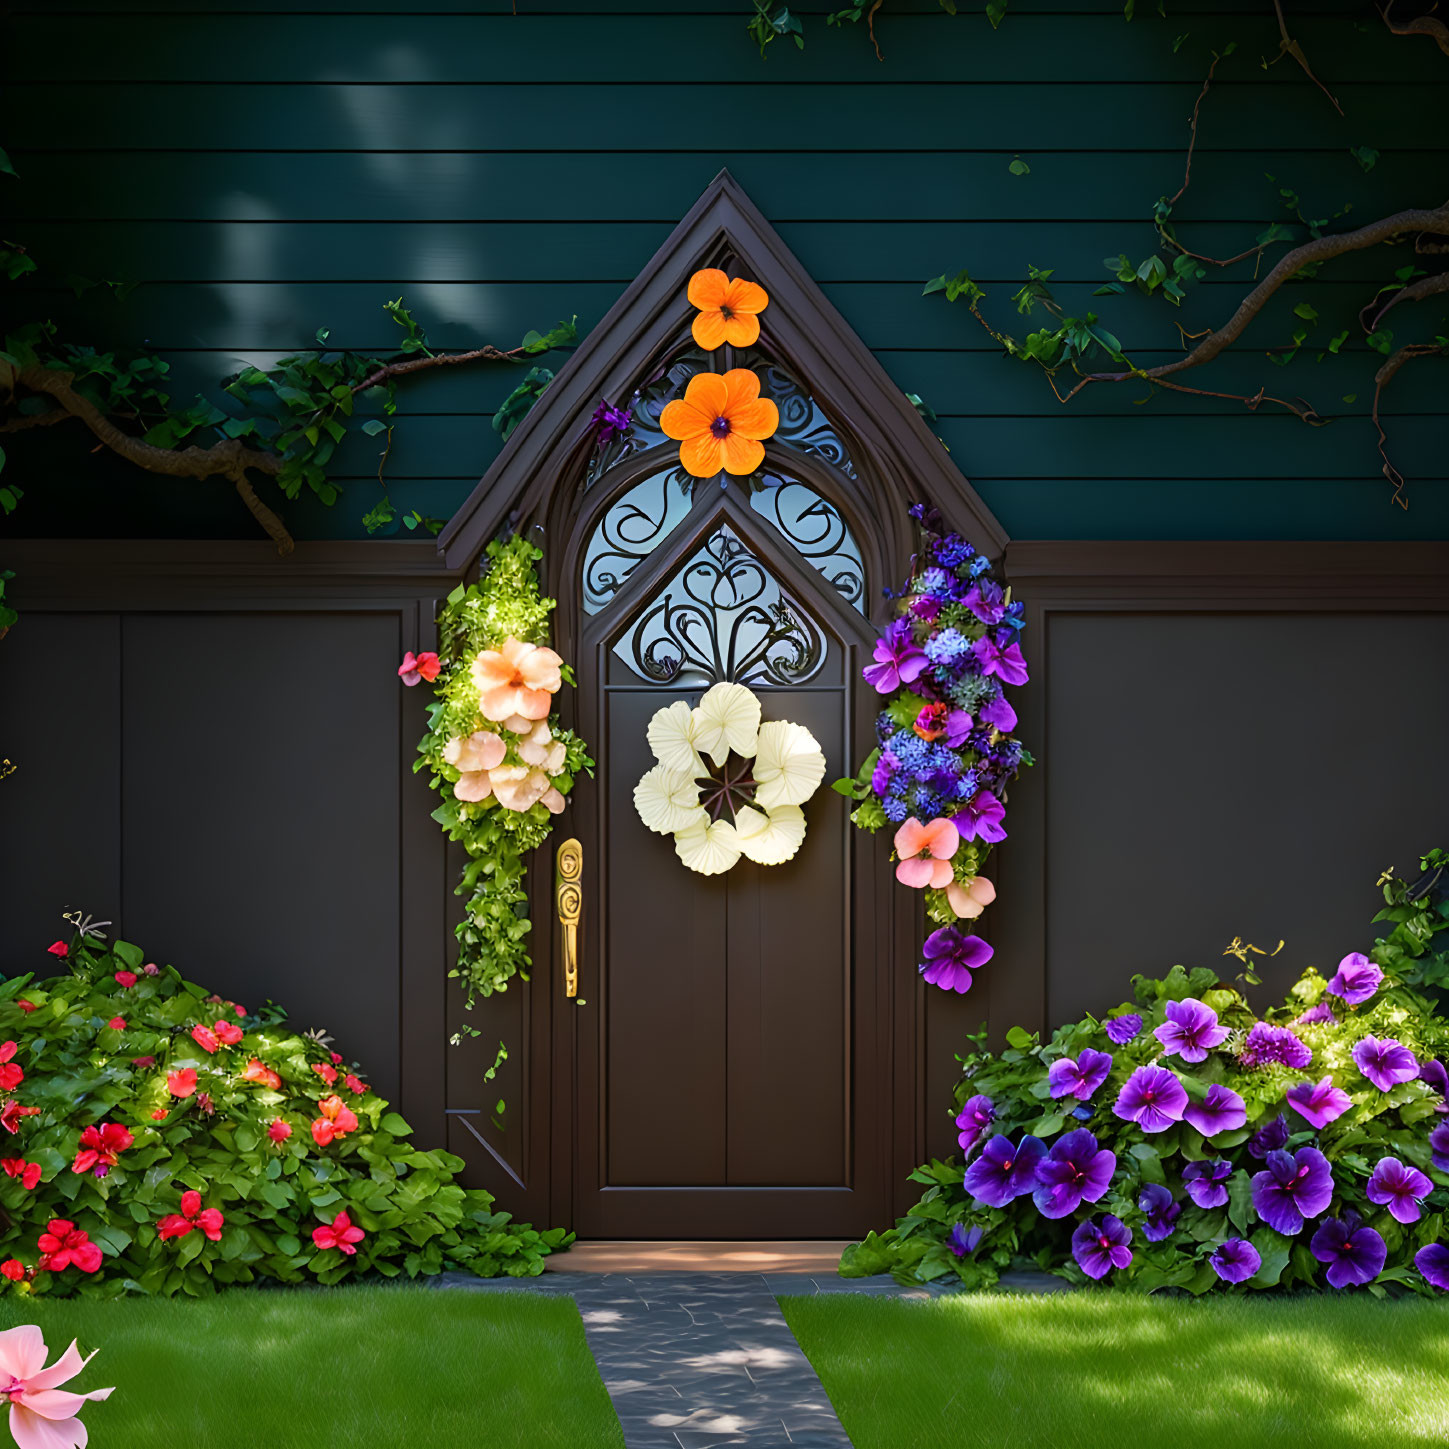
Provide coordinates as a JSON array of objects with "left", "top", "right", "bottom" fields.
[{"left": 442, "top": 1265, "right": 1067, "bottom": 1448}]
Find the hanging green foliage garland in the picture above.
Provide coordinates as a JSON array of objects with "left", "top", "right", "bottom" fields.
[{"left": 409, "top": 536, "right": 592, "bottom": 1011}]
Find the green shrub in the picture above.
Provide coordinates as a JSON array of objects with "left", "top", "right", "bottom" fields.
[
  {"left": 0, "top": 928, "right": 570, "bottom": 1297},
  {"left": 844, "top": 850, "right": 1449, "bottom": 1294}
]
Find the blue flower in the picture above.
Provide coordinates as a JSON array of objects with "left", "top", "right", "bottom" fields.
[
  {"left": 882, "top": 796, "right": 909, "bottom": 823},
  {"left": 925, "top": 628, "right": 973, "bottom": 665}
]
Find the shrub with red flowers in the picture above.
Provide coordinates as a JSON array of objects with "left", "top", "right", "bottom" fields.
[{"left": 0, "top": 925, "right": 571, "bottom": 1297}]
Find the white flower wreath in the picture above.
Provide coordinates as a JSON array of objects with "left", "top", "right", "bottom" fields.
[{"left": 633, "top": 682, "right": 827, "bottom": 875}]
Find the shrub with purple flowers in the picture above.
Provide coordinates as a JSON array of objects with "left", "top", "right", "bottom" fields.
[
  {"left": 842, "top": 849, "right": 1449, "bottom": 1295},
  {"left": 834, "top": 504, "right": 1032, "bottom": 995}
]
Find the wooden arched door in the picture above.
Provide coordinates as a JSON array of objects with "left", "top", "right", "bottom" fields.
[{"left": 549, "top": 442, "right": 897, "bottom": 1238}]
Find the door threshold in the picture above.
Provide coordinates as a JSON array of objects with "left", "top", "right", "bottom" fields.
[{"left": 545, "top": 1240, "right": 851, "bottom": 1274}]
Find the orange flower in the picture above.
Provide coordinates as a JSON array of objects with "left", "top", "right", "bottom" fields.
[
  {"left": 310, "top": 1094, "right": 359, "bottom": 1148},
  {"left": 660, "top": 370, "right": 778, "bottom": 479},
  {"left": 242, "top": 1058, "right": 282, "bottom": 1091},
  {"left": 470, "top": 638, "right": 563, "bottom": 724},
  {"left": 688, "top": 268, "right": 768, "bottom": 350}
]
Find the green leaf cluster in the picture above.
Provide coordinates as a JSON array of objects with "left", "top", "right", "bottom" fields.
[
  {"left": 0, "top": 933, "right": 570, "bottom": 1299},
  {"left": 844, "top": 851, "right": 1449, "bottom": 1296}
]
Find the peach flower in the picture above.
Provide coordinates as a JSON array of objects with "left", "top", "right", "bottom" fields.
[
  {"left": 893, "top": 816, "right": 960, "bottom": 889},
  {"left": 470, "top": 637, "right": 563, "bottom": 723},
  {"left": 516, "top": 720, "right": 567, "bottom": 775},
  {"left": 488, "top": 765, "right": 551, "bottom": 813},
  {"left": 444, "top": 729, "right": 508, "bottom": 802},
  {"left": 946, "top": 875, "right": 997, "bottom": 920}
]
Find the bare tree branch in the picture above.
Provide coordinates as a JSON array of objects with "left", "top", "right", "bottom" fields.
[
  {"left": 1361, "top": 268, "right": 1449, "bottom": 331},
  {"left": 1271, "top": 0, "right": 1344, "bottom": 113},
  {"left": 1372, "top": 343, "right": 1447, "bottom": 508},
  {"left": 1380, "top": 0, "right": 1449, "bottom": 57},
  {"left": 349, "top": 341, "right": 535, "bottom": 396},
  {"left": 0, "top": 408, "right": 78, "bottom": 434}
]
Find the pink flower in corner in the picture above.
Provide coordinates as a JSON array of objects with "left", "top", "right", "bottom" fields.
[
  {"left": 45, "top": 942, "right": 68, "bottom": 959},
  {"left": 397, "top": 650, "right": 442, "bottom": 687},
  {"left": 893, "top": 817, "right": 960, "bottom": 889},
  {"left": 0, "top": 1325, "right": 113, "bottom": 1449},
  {"left": 312, "top": 1209, "right": 366, "bottom": 1257}
]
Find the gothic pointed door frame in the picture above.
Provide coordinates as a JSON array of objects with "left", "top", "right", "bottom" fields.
[{"left": 542, "top": 438, "right": 908, "bottom": 1236}]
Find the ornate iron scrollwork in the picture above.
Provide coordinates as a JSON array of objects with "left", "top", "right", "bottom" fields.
[
  {"left": 582, "top": 466, "right": 694, "bottom": 615},
  {"left": 749, "top": 474, "right": 865, "bottom": 612},
  {"left": 614, "top": 526, "right": 826, "bottom": 688}
]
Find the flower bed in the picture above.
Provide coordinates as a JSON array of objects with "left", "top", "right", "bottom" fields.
[
  {"left": 843, "top": 850, "right": 1449, "bottom": 1294},
  {"left": 0, "top": 929, "right": 569, "bottom": 1297}
]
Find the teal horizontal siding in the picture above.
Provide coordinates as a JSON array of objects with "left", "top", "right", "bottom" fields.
[{"left": 0, "top": 0, "right": 1443, "bottom": 541}]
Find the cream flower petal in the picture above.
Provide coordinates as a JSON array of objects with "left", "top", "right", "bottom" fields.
[
  {"left": 693, "top": 682, "right": 762, "bottom": 766},
  {"left": 634, "top": 765, "right": 706, "bottom": 835},
  {"left": 452, "top": 771, "right": 494, "bottom": 803},
  {"left": 734, "top": 803, "right": 807, "bottom": 866},
  {"left": 674, "top": 817, "right": 742, "bottom": 876},
  {"left": 752, "top": 719, "right": 826, "bottom": 809},
  {"left": 515, "top": 720, "right": 554, "bottom": 767},
  {"left": 647, "top": 700, "right": 705, "bottom": 776}
]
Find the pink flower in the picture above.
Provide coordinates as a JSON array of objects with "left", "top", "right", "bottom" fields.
[
  {"left": 70, "top": 1123, "right": 133, "bottom": 1179},
  {"left": 213, "top": 1020, "right": 243, "bottom": 1047},
  {"left": 0, "top": 1324, "right": 113, "bottom": 1449},
  {"left": 267, "top": 1118, "right": 292, "bottom": 1145},
  {"left": 329, "top": 1052, "right": 343, "bottom": 1066},
  {"left": 344, "top": 1074, "right": 366, "bottom": 1095},
  {"left": 130, "top": 1055, "right": 156, "bottom": 1069},
  {"left": 0, "top": 1102, "right": 39, "bottom": 1135},
  {"left": 470, "top": 637, "right": 562, "bottom": 723},
  {"left": 945, "top": 876, "right": 996, "bottom": 920},
  {"left": 143, "top": 962, "right": 161, "bottom": 977},
  {"left": 313, "top": 1063, "right": 338, "bottom": 1085},
  {"left": 112, "top": 971, "right": 137, "bottom": 989},
  {"left": 35, "top": 1221, "right": 102, "bottom": 1275},
  {"left": 311, "top": 1096, "right": 359, "bottom": 1147},
  {"left": 1, "top": 1159, "right": 41, "bottom": 1191},
  {"left": 893, "top": 817, "right": 959, "bottom": 888},
  {"left": 105, "top": 1018, "right": 125, "bottom": 1031},
  {"left": 157, "top": 1190, "right": 225, "bottom": 1243},
  {"left": 0, "top": 1043, "right": 24, "bottom": 1094},
  {"left": 166, "top": 1068, "right": 197, "bottom": 1098},
  {"left": 190, "top": 1024, "right": 219, "bottom": 1054},
  {"left": 312, "top": 1209, "right": 366, "bottom": 1256},
  {"left": 15, "top": 1003, "right": 36, "bottom": 1015},
  {"left": 397, "top": 650, "right": 442, "bottom": 687},
  {"left": 0, "top": 1261, "right": 23, "bottom": 1283},
  {"left": 45, "top": 943, "right": 69, "bottom": 959}
]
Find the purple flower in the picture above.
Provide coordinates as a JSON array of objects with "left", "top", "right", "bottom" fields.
[
  {"left": 1240, "top": 1022, "right": 1312, "bottom": 1070},
  {"left": 1184, "top": 1084, "right": 1247, "bottom": 1138},
  {"left": 1104, "top": 1013, "right": 1143, "bottom": 1046},
  {"left": 1047, "top": 1049, "right": 1113, "bottom": 1102},
  {"left": 919, "top": 927, "right": 994, "bottom": 995},
  {"left": 951, "top": 789, "right": 1007, "bottom": 844},
  {"left": 964, "top": 580, "right": 1005, "bottom": 625},
  {"left": 910, "top": 595, "right": 942, "bottom": 624},
  {"left": 863, "top": 619, "right": 929, "bottom": 694},
  {"left": 942, "top": 709, "right": 974, "bottom": 749},
  {"left": 1251, "top": 1147, "right": 1334, "bottom": 1235},
  {"left": 1071, "top": 1215, "right": 1132, "bottom": 1280},
  {"left": 1113, "top": 1064, "right": 1188, "bottom": 1133},
  {"left": 870, "top": 750, "right": 899, "bottom": 797},
  {"left": 976, "top": 694, "right": 1018, "bottom": 734},
  {"left": 971, "top": 636, "right": 1029, "bottom": 687},
  {"left": 1310, "top": 1213, "right": 1386, "bottom": 1289},
  {"left": 963, "top": 1133, "right": 1046, "bottom": 1209},
  {"left": 1285, "top": 1075, "right": 1352, "bottom": 1130},
  {"left": 1209, "top": 1238, "right": 1262, "bottom": 1284},
  {"left": 1366, "top": 1156, "right": 1433, "bottom": 1224},
  {"left": 590, "top": 398, "right": 632, "bottom": 444},
  {"left": 1415, "top": 1243, "right": 1449, "bottom": 1292},
  {"left": 1247, "top": 1114, "right": 1290, "bottom": 1160},
  {"left": 1431, "top": 1122, "right": 1449, "bottom": 1172},
  {"left": 956, "top": 1095, "right": 996, "bottom": 1156},
  {"left": 1293, "top": 1002, "right": 1338, "bottom": 1028},
  {"left": 1032, "top": 1129, "right": 1116, "bottom": 1219},
  {"left": 1183, "top": 1158, "right": 1233, "bottom": 1209},
  {"left": 1326, "top": 952, "right": 1384, "bottom": 1006},
  {"left": 1352, "top": 1036, "right": 1418, "bottom": 1092},
  {"left": 948, "top": 1222, "right": 984, "bottom": 1259},
  {"left": 1154, "top": 998, "right": 1231, "bottom": 1064},
  {"left": 1137, "top": 1183, "right": 1180, "bottom": 1242},
  {"left": 1419, "top": 1057, "right": 1449, "bottom": 1105}
]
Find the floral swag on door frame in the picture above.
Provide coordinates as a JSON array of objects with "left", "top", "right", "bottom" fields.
[
  {"left": 836, "top": 503, "right": 1033, "bottom": 996},
  {"left": 402, "top": 535, "right": 593, "bottom": 1015},
  {"left": 634, "top": 682, "right": 827, "bottom": 876}
]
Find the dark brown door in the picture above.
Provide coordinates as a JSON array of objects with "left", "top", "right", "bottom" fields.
[{"left": 554, "top": 464, "right": 894, "bottom": 1238}]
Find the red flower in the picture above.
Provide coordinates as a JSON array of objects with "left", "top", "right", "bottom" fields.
[
  {"left": 330, "top": 1052, "right": 344, "bottom": 1066},
  {"left": 0, "top": 1259, "right": 24, "bottom": 1282},
  {"left": 157, "top": 1189, "right": 225, "bottom": 1244},
  {"left": 151, "top": 1108, "right": 169, "bottom": 1121},
  {"left": 344, "top": 1074, "right": 366, "bottom": 1096},
  {"left": 213, "top": 1019, "right": 244, "bottom": 1047},
  {"left": 0, "top": 1042, "right": 23, "bottom": 1094},
  {"left": 190, "top": 1024, "right": 219, "bottom": 1054},
  {"left": 46, "top": 942, "right": 69, "bottom": 958},
  {"left": 397, "top": 651, "right": 442, "bottom": 687},
  {"left": 106, "top": 1017, "right": 126, "bottom": 1031},
  {"left": 310, "top": 1095, "right": 359, "bottom": 1147},
  {"left": 167, "top": 1068, "right": 197, "bottom": 1098},
  {"left": 15, "top": 1002, "right": 36, "bottom": 1015},
  {"left": 36, "top": 1220, "right": 103, "bottom": 1274},
  {"left": 311, "top": 1209, "right": 365, "bottom": 1256},
  {"left": 1, "top": 1158, "right": 41, "bottom": 1190},
  {"left": 131, "top": 1055, "right": 157, "bottom": 1069},
  {"left": 113, "top": 970, "right": 137, "bottom": 988},
  {"left": 313, "top": 1063, "right": 338, "bottom": 1086},
  {"left": 242, "top": 1058, "right": 282, "bottom": 1091},
  {"left": 0, "top": 1101, "right": 39, "bottom": 1135},
  {"left": 267, "top": 1118, "right": 292, "bottom": 1145},
  {"left": 72, "top": 1122, "right": 134, "bottom": 1178}
]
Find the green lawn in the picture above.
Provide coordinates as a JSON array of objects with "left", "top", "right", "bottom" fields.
[
  {"left": 2, "top": 1286, "right": 625, "bottom": 1449},
  {"left": 782, "top": 1291, "right": 1449, "bottom": 1449}
]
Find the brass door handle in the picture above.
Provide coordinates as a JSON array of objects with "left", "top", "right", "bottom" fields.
[{"left": 555, "top": 837, "right": 582, "bottom": 999}]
